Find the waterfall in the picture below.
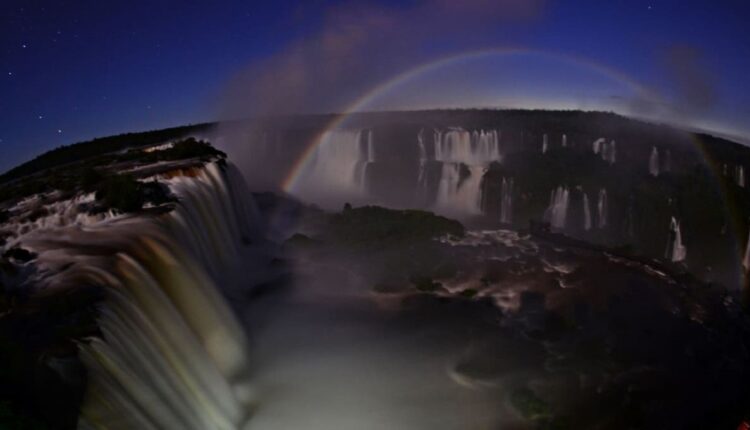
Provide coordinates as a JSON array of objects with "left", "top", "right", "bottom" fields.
[
  {"left": 544, "top": 186, "right": 570, "bottom": 229},
  {"left": 22, "top": 162, "right": 262, "bottom": 430},
  {"left": 435, "top": 163, "right": 484, "bottom": 215},
  {"left": 592, "top": 138, "right": 605, "bottom": 154},
  {"left": 417, "top": 128, "right": 428, "bottom": 190},
  {"left": 601, "top": 140, "right": 616, "bottom": 164},
  {"left": 737, "top": 166, "right": 746, "bottom": 188},
  {"left": 649, "top": 146, "right": 660, "bottom": 177},
  {"left": 434, "top": 128, "right": 501, "bottom": 165},
  {"left": 562, "top": 134, "right": 568, "bottom": 147},
  {"left": 597, "top": 189, "right": 608, "bottom": 229},
  {"left": 583, "top": 192, "right": 592, "bottom": 231},
  {"left": 296, "top": 129, "right": 373, "bottom": 198},
  {"left": 542, "top": 134, "right": 549, "bottom": 154},
  {"left": 499, "top": 178, "right": 513, "bottom": 224},
  {"left": 665, "top": 217, "right": 687, "bottom": 263},
  {"left": 743, "top": 229, "right": 750, "bottom": 272},
  {"left": 429, "top": 128, "right": 501, "bottom": 216}
]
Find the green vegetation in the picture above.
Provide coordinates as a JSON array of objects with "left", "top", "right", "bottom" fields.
[{"left": 325, "top": 205, "right": 464, "bottom": 247}]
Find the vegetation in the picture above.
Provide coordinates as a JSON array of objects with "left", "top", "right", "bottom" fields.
[
  {"left": 410, "top": 276, "right": 443, "bottom": 292},
  {"left": 325, "top": 204, "right": 464, "bottom": 247},
  {"left": 93, "top": 174, "right": 172, "bottom": 213},
  {"left": 0, "top": 124, "right": 212, "bottom": 184},
  {"left": 0, "top": 138, "right": 221, "bottom": 209}
]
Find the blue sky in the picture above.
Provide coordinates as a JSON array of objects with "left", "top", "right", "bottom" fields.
[{"left": 1, "top": 0, "right": 748, "bottom": 172}]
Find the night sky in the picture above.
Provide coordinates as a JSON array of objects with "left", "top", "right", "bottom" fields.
[{"left": 2, "top": 0, "right": 749, "bottom": 173}]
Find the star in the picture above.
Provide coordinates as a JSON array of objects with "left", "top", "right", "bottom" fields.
[
  {"left": 21, "top": 44, "right": 27, "bottom": 49},
  {"left": 7, "top": 72, "right": 12, "bottom": 76},
  {"left": 57, "top": 129, "right": 62, "bottom": 134},
  {"left": 38, "top": 115, "right": 44, "bottom": 120},
  {"left": 647, "top": 5, "right": 653, "bottom": 10}
]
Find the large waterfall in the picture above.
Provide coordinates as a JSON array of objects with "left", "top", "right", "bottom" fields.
[
  {"left": 592, "top": 138, "right": 615, "bottom": 163},
  {"left": 296, "top": 129, "right": 374, "bottom": 200},
  {"left": 592, "top": 138, "right": 605, "bottom": 154},
  {"left": 21, "top": 162, "right": 263, "bottom": 430},
  {"left": 433, "top": 128, "right": 501, "bottom": 165},
  {"left": 583, "top": 192, "right": 592, "bottom": 231},
  {"left": 544, "top": 186, "right": 570, "bottom": 229},
  {"left": 417, "top": 128, "right": 428, "bottom": 191},
  {"left": 666, "top": 216, "right": 687, "bottom": 263},
  {"left": 435, "top": 164, "right": 484, "bottom": 215},
  {"left": 737, "top": 166, "right": 746, "bottom": 188},
  {"left": 421, "top": 128, "right": 502, "bottom": 216},
  {"left": 649, "top": 147, "right": 660, "bottom": 177},
  {"left": 499, "top": 177, "right": 513, "bottom": 224}
]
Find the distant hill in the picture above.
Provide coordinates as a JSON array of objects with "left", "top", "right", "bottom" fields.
[{"left": 0, "top": 123, "right": 215, "bottom": 185}]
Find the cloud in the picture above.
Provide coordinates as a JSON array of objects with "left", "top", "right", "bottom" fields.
[{"left": 219, "top": 0, "right": 546, "bottom": 119}]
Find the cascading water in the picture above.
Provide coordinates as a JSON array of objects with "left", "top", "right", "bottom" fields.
[
  {"left": 592, "top": 138, "right": 605, "bottom": 154},
  {"left": 295, "top": 129, "right": 374, "bottom": 200},
  {"left": 737, "top": 166, "right": 746, "bottom": 188},
  {"left": 499, "top": 178, "right": 513, "bottom": 224},
  {"left": 666, "top": 216, "right": 687, "bottom": 263},
  {"left": 743, "top": 230, "right": 750, "bottom": 272},
  {"left": 20, "top": 162, "right": 263, "bottom": 430},
  {"left": 544, "top": 186, "right": 570, "bottom": 230},
  {"left": 583, "top": 192, "right": 592, "bottom": 231},
  {"left": 597, "top": 189, "right": 608, "bottom": 229},
  {"left": 433, "top": 128, "right": 501, "bottom": 165},
  {"left": 428, "top": 128, "right": 502, "bottom": 216},
  {"left": 435, "top": 164, "right": 485, "bottom": 215},
  {"left": 417, "top": 128, "right": 428, "bottom": 190},
  {"left": 602, "top": 140, "right": 616, "bottom": 164},
  {"left": 649, "top": 147, "right": 660, "bottom": 177},
  {"left": 542, "top": 134, "right": 549, "bottom": 154},
  {"left": 562, "top": 134, "right": 568, "bottom": 147}
]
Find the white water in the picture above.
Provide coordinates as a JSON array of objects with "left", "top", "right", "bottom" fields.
[
  {"left": 433, "top": 128, "right": 501, "bottom": 165},
  {"left": 583, "top": 192, "right": 592, "bottom": 231},
  {"left": 417, "top": 128, "right": 428, "bottom": 190},
  {"left": 295, "top": 129, "right": 374, "bottom": 201},
  {"left": 544, "top": 186, "right": 570, "bottom": 230},
  {"left": 17, "top": 162, "right": 265, "bottom": 430},
  {"left": 500, "top": 177, "right": 513, "bottom": 224},
  {"left": 666, "top": 216, "right": 687, "bottom": 263},
  {"left": 435, "top": 163, "right": 485, "bottom": 215},
  {"left": 592, "top": 138, "right": 605, "bottom": 154},
  {"left": 424, "top": 128, "right": 502, "bottom": 216},
  {"left": 597, "top": 189, "right": 608, "bottom": 229},
  {"left": 562, "top": 134, "right": 568, "bottom": 147},
  {"left": 602, "top": 140, "right": 616, "bottom": 164},
  {"left": 649, "top": 146, "right": 660, "bottom": 177},
  {"left": 737, "top": 165, "right": 746, "bottom": 188},
  {"left": 542, "top": 134, "right": 549, "bottom": 154}
]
